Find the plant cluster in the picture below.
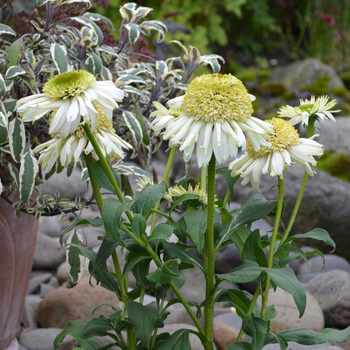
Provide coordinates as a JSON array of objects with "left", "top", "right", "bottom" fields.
[{"left": 1, "top": 1, "right": 350, "bottom": 350}]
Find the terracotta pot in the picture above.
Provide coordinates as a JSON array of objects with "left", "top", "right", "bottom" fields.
[{"left": 0, "top": 197, "right": 39, "bottom": 349}]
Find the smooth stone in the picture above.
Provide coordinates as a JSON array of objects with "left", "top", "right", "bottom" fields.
[
  {"left": 37, "top": 276, "right": 119, "bottom": 328},
  {"left": 32, "top": 233, "right": 66, "bottom": 270},
  {"left": 305, "top": 270, "right": 350, "bottom": 328},
  {"left": 21, "top": 295, "right": 42, "bottom": 328},
  {"left": 263, "top": 342, "right": 342, "bottom": 350},
  {"left": 56, "top": 261, "right": 89, "bottom": 284},
  {"left": 19, "top": 328, "right": 72, "bottom": 350},
  {"left": 258, "top": 288, "right": 324, "bottom": 332},
  {"left": 213, "top": 321, "right": 242, "bottom": 350},
  {"left": 27, "top": 273, "right": 53, "bottom": 294},
  {"left": 38, "top": 216, "right": 62, "bottom": 238}
]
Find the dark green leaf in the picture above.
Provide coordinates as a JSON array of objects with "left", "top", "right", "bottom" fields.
[
  {"left": 66, "top": 231, "right": 84, "bottom": 284},
  {"left": 81, "top": 318, "right": 114, "bottom": 338},
  {"left": 243, "top": 229, "right": 267, "bottom": 267},
  {"left": 169, "top": 194, "right": 200, "bottom": 214},
  {"left": 157, "top": 329, "right": 191, "bottom": 350},
  {"left": 88, "top": 160, "right": 121, "bottom": 194},
  {"left": 93, "top": 238, "right": 118, "bottom": 275},
  {"left": 242, "top": 316, "right": 268, "bottom": 350},
  {"left": 230, "top": 226, "right": 253, "bottom": 258},
  {"left": 170, "top": 217, "right": 187, "bottom": 243},
  {"left": 147, "top": 258, "right": 184, "bottom": 287},
  {"left": 226, "top": 342, "right": 252, "bottom": 350},
  {"left": 183, "top": 210, "right": 206, "bottom": 253},
  {"left": 216, "top": 167, "right": 239, "bottom": 194},
  {"left": 148, "top": 223, "right": 174, "bottom": 242},
  {"left": 131, "top": 213, "right": 147, "bottom": 239},
  {"left": 19, "top": 151, "right": 38, "bottom": 203}
]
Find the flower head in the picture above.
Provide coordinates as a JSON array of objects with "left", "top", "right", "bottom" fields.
[
  {"left": 151, "top": 74, "right": 274, "bottom": 167},
  {"left": 278, "top": 95, "right": 340, "bottom": 126},
  {"left": 149, "top": 102, "right": 182, "bottom": 136},
  {"left": 17, "top": 70, "right": 124, "bottom": 138},
  {"left": 33, "top": 106, "right": 131, "bottom": 172},
  {"left": 168, "top": 183, "right": 209, "bottom": 207},
  {"left": 229, "top": 118, "right": 324, "bottom": 189}
]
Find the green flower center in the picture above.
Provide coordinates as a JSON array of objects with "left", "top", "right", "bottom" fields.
[
  {"left": 247, "top": 118, "right": 300, "bottom": 158},
  {"left": 299, "top": 103, "right": 314, "bottom": 113},
  {"left": 43, "top": 70, "right": 96, "bottom": 100},
  {"left": 181, "top": 74, "right": 253, "bottom": 123},
  {"left": 168, "top": 108, "right": 183, "bottom": 118}
]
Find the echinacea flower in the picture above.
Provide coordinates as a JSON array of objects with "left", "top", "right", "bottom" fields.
[
  {"left": 149, "top": 102, "right": 182, "bottom": 136},
  {"left": 33, "top": 106, "right": 131, "bottom": 172},
  {"left": 17, "top": 70, "right": 124, "bottom": 138},
  {"left": 151, "top": 74, "right": 274, "bottom": 167},
  {"left": 168, "top": 183, "right": 209, "bottom": 206},
  {"left": 229, "top": 118, "right": 324, "bottom": 189},
  {"left": 278, "top": 96, "right": 340, "bottom": 126}
]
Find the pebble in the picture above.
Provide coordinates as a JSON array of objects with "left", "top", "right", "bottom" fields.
[
  {"left": 21, "top": 295, "right": 42, "bottom": 328},
  {"left": 38, "top": 216, "right": 62, "bottom": 238},
  {"left": 213, "top": 321, "right": 242, "bottom": 350}
]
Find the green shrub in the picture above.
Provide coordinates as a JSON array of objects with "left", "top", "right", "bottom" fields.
[
  {"left": 262, "top": 82, "right": 286, "bottom": 97},
  {"left": 331, "top": 86, "right": 348, "bottom": 97},
  {"left": 324, "top": 153, "right": 350, "bottom": 176},
  {"left": 301, "top": 75, "right": 330, "bottom": 95}
]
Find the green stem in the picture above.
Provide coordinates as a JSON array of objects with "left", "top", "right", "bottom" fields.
[
  {"left": 150, "top": 208, "right": 175, "bottom": 222},
  {"left": 236, "top": 287, "right": 261, "bottom": 342},
  {"left": 223, "top": 190, "right": 230, "bottom": 208},
  {"left": 260, "top": 176, "right": 284, "bottom": 320},
  {"left": 82, "top": 123, "right": 133, "bottom": 222},
  {"left": 84, "top": 153, "right": 136, "bottom": 349},
  {"left": 201, "top": 165, "right": 207, "bottom": 190},
  {"left": 204, "top": 155, "right": 216, "bottom": 350},
  {"left": 280, "top": 171, "right": 308, "bottom": 246},
  {"left": 150, "top": 147, "right": 177, "bottom": 231}
]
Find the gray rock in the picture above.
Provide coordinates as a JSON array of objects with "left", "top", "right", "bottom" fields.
[
  {"left": 305, "top": 270, "right": 350, "bottom": 328},
  {"left": 263, "top": 342, "right": 342, "bottom": 350},
  {"left": 215, "top": 244, "right": 243, "bottom": 274},
  {"left": 21, "top": 295, "right": 42, "bottom": 328},
  {"left": 231, "top": 165, "right": 350, "bottom": 261},
  {"left": 19, "top": 328, "right": 72, "bottom": 350},
  {"left": 32, "top": 233, "right": 66, "bottom": 269},
  {"left": 269, "top": 58, "right": 344, "bottom": 93},
  {"left": 56, "top": 261, "right": 89, "bottom": 284},
  {"left": 38, "top": 216, "right": 62, "bottom": 238},
  {"left": 298, "top": 254, "right": 350, "bottom": 283},
  {"left": 213, "top": 312, "right": 243, "bottom": 331},
  {"left": 27, "top": 272, "right": 53, "bottom": 294}
]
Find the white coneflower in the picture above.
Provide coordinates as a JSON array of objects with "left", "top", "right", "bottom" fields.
[
  {"left": 229, "top": 118, "right": 324, "bottom": 189},
  {"left": 17, "top": 70, "right": 124, "bottom": 138},
  {"left": 149, "top": 102, "right": 182, "bottom": 136},
  {"left": 278, "top": 95, "right": 340, "bottom": 126},
  {"left": 151, "top": 74, "right": 274, "bottom": 167},
  {"left": 34, "top": 106, "right": 131, "bottom": 172}
]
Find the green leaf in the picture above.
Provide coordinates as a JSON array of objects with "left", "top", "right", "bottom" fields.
[
  {"left": 286, "top": 228, "right": 335, "bottom": 252},
  {"left": 183, "top": 210, "right": 206, "bottom": 253},
  {"left": 54, "top": 321, "right": 104, "bottom": 350},
  {"left": 0, "top": 24, "right": 16, "bottom": 36},
  {"left": 81, "top": 317, "right": 114, "bottom": 339},
  {"left": 243, "top": 229, "right": 268, "bottom": 267},
  {"left": 93, "top": 238, "right": 118, "bottom": 276},
  {"left": 226, "top": 343, "right": 252, "bottom": 350},
  {"left": 72, "top": 16, "right": 103, "bottom": 46},
  {"left": 122, "top": 111, "right": 143, "bottom": 145},
  {"left": 8, "top": 163, "right": 19, "bottom": 185},
  {"left": 230, "top": 226, "right": 253, "bottom": 258},
  {"left": 50, "top": 43, "right": 68, "bottom": 75},
  {"left": 127, "top": 300, "right": 162, "bottom": 347},
  {"left": 268, "top": 333, "right": 287, "bottom": 350},
  {"left": 0, "top": 111, "right": 8, "bottom": 144},
  {"left": 88, "top": 159, "right": 121, "bottom": 194},
  {"left": 147, "top": 258, "right": 184, "bottom": 287},
  {"left": 216, "top": 167, "right": 239, "bottom": 194},
  {"left": 169, "top": 194, "right": 200, "bottom": 214},
  {"left": 135, "top": 106, "right": 149, "bottom": 146},
  {"left": 9, "top": 117, "right": 25, "bottom": 163},
  {"left": 66, "top": 231, "right": 85, "bottom": 284},
  {"left": 86, "top": 53, "right": 103, "bottom": 75},
  {"left": 113, "top": 162, "right": 150, "bottom": 178},
  {"left": 19, "top": 151, "right": 38, "bottom": 203},
  {"left": 131, "top": 213, "right": 147, "bottom": 239},
  {"left": 242, "top": 316, "right": 268, "bottom": 350},
  {"left": 163, "top": 242, "right": 205, "bottom": 273},
  {"left": 170, "top": 217, "right": 187, "bottom": 243},
  {"left": 131, "top": 182, "right": 166, "bottom": 216},
  {"left": 123, "top": 254, "right": 152, "bottom": 291},
  {"left": 216, "top": 261, "right": 306, "bottom": 317},
  {"left": 102, "top": 198, "right": 133, "bottom": 246},
  {"left": 148, "top": 223, "right": 174, "bottom": 242},
  {"left": 125, "top": 23, "right": 140, "bottom": 44},
  {"left": 5, "top": 66, "right": 26, "bottom": 79},
  {"left": 7, "top": 39, "right": 20, "bottom": 68},
  {"left": 157, "top": 329, "right": 191, "bottom": 350}
]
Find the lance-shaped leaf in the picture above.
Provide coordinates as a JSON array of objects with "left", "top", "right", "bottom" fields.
[
  {"left": 5, "top": 66, "right": 26, "bottom": 79},
  {"left": 66, "top": 231, "right": 85, "bottom": 284},
  {"left": 8, "top": 163, "right": 19, "bottom": 185},
  {"left": 125, "top": 23, "right": 140, "bottom": 44},
  {"left": 7, "top": 39, "right": 20, "bottom": 68},
  {"left": 86, "top": 53, "right": 103, "bottom": 75},
  {"left": 0, "top": 111, "right": 8, "bottom": 144},
  {"left": 9, "top": 117, "right": 25, "bottom": 163},
  {"left": 122, "top": 111, "right": 143, "bottom": 145},
  {"left": 19, "top": 151, "right": 39, "bottom": 204},
  {"left": 117, "top": 74, "right": 147, "bottom": 86},
  {"left": 147, "top": 258, "right": 184, "bottom": 287},
  {"left": 50, "top": 43, "right": 68, "bottom": 75},
  {"left": 157, "top": 329, "right": 191, "bottom": 350},
  {"left": 183, "top": 210, "right": 207, "bottom": 253},
  {"left": 170, "top": 40, "right": 189, "bottom": 60},
  {"left": 243, "top": 316, "right": 268, "bottom": 350},
  {"left": 113, "top": 162, "right": 150, "bottom": 178},
  {"left": 0, "top": 74, "right": 6, "bottom": 95},
  {"left": 0, "top": 24, "right": 16, "bottom": 36},
  {"left": 72, "top": 17, "right": 103, "bottom": 46},
  {"left": 82, "top": 12, "right": 115, "bottom": 31}
]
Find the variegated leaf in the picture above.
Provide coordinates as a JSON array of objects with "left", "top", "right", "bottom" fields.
[
  {"left": 3, "top": 99, "right": 16, "bottom": 117},
  {"left": 19, "top": 151, "right": 39, "bottom": 204},
  {"left": 140, "top": 22, "right": 165, "bottom": 42},
  {"left": 125, "top": 23, "right": 140, "bottom": 44},
  {"left": 118, "top": 67, "right": 148, "bottom": 76},
  {"left": 0, "top": 24, "right": 16, "bottom": 36},
  {"left": 50, "top": 43, "right": 68, "bottom": 75},
  {"left": 25, "top": 51, "right": 36, "bottom": 66},
  {"left": 117, "top": 75, "right": 147, "bottom": 86},
  {"left": 86, "top": 53, "right": 103, "bottom": 74},
  {"left": 189, "top": 45, "right": 201, "bottom": 64},
  {"left": 156, "top": 60, "right": 168, "bottom": 76},
  {"left": 7, "top": 39, "right": 20, "bottom": 68},
  {"left": 0, "top": 111, "right": 8, "bottom": 144},
  {"left": 122, "top": 111, "right": 143, "bottom": 145},
  {"left": 0, "top": 144, "right": 11, "bottom": 154},
  {"left": 96, "top": 45, "right": 119, "bottom": 57},
  {"left": 0, "top": 178, "right": 3, "bottom": 194},
  {"left": 119, "top": 3, "right": 136, "bottom": 21},
  {"left": 0, "top": 74, "right": 6, "bottom": 95},
  {"left": 113, "top": 163, "right": 150, "bottom": 178},
  {"left": 170, "top": 40, "right": 189, "bottom": 60},
  {"left": 162, "top": 71, "right": 182, "bottom": 81},
  {"left": 101, "top": 67, "right": 113, "bottom": 81},
  {"left": 72, "top": 17, "right": 103, "bottom": 46},
  {"left": 8, "top": 163, "right": 19, "bottom": 186},
  {"left": 5, "top": 66, "right": 26, "bottom": 79},
  {"left": 36, "top": 0, "right": 55, "bottom": 6},
  {"left": 175, "top": 83, "right": 188, "bottom": 91},
  {"left": 59, "top": 34, "right": 72, "bottom": 48},
  {"left": 81, "top": 167, "right": 89, "bottom": 181},
  {"left": 132, "top": 6, "right": 153, "bottom": 22},
  {"left": 82, "top": 12, "right": 115, "bottom": 31},
  {"left": 120, "top": 85, "right": 143, "bottom": 97},
  {"left": 80, "top": 26, "right": 94, "bottom": 47},
  {"left": 9, "top": 117, "right": 25, "bottom": 163},
  {"left": 199, "top": 58, "right": 221, "bottom": 73},
  {"left": 62, "top": 0, "right": 91, "bottom": 7},
  {"left": 65, "top": 231, "right": 85, "bottom": 284}
]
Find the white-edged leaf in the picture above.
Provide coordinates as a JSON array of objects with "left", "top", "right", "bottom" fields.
[
  {"left": 140, "top": 22, "right": 165, "bottom": 42},
  {"left": 50, "top": 43, "right": 68, "bottom": 75},
  {"left": 113, "top": 162, "right": 150, "bottom": 178},
  {"left": 96, "top": 45, "right": 119, "bottom": 57},
  {"left": 0, "top": 178, "right": 2, "bottom": 194},
  {"left": 8, "top": 117, "right": 25, "bottom": 163},
  {"left": 117, "top": 74, "right": 147, "bottom": 86},
  {"left": 132, "top": 6, "right": 153, "bottom": 21},
  {"left": 81, "top": 167, "right": 89, "bottom": 181},
  {"left": 66, "top": 231, "right": 85, "bottom": 284},
  {"left": 189, "top": 46, "right": 201, "bottom": 63},
  {"left": 101, "top": 67, "right": 113, "bottom": 81},
  {"left": 162, "top": 71, "right": 182, "bottom": 81},
  {"left": 83, "top": 12, "right": 115, "bottom": 31},
  {"left": 0, "top": 24, "right": 16, "bottom": 36},
  {"left": 71, "top": 16, "right": 103, "bottom": 46},
  {"left": 118, "top": 67, "right": 148, "bottom": 76},
  {"left": 122, "top": 111, "right": 143, "bottom": 145},
  {"left": 8, "top": 163, "right": 19, "bottom": 186},
  {"left": 125, "top": 23, "right": 140, "bottom": 44},
  {"left": 1, "top": 99, "right": 16, "bottom": 118},
  {"left": 5, "top": 66, "right": 26, "bottom": 79},
  {"left": 119, "top": 3, "right": 136, "bottom": 20},
  {"left": 86, "top": 53, "right": 103, "bottom": 74},
  {"left": 61, "top": 0, "right": 91, "bottom": 7},
  {"left": 199, "top": 58, "right": 221, "bottom": 73},
  {"left": 19, "top": 151, "right": 39, "bottom": 204},
  {"left": 170, "top": 40, "right": 189, "bottom": 60},
  {"left": 36, "top": 0, "right": 55, "bottom": 6},
  {"left": 25, "top": 51, "right": 36, "bottom": 66},
  {"left": 156, "top": 60, "right": 168, "bottom": 76},
  {"left": 0, "top": 111, "right": 8, "bottom": 144},
  {"left": 120, "top": 85, "right": 143, "bottom": 97}
]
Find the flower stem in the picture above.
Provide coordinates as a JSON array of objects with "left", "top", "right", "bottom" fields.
[
  {"left": 280, "top": 171, "right": 308, "bottom": 246},
  {"left": 260, "top": 176, "right": 284, "bottom": 319},
  {"left": 84, "top": 153, "right": 136, "bottom": 349},
  {"left": 204, "top": 155, "right": 217, "bottom": 350},
  {"left": 82, "top": 123, "right": 133, "bottom": 222},
  {"left": 223, "top": 190, "right": 230, "bottom": 208},
  {"left": 150, "top": 146, "right": 177, "bottom": 231}
]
